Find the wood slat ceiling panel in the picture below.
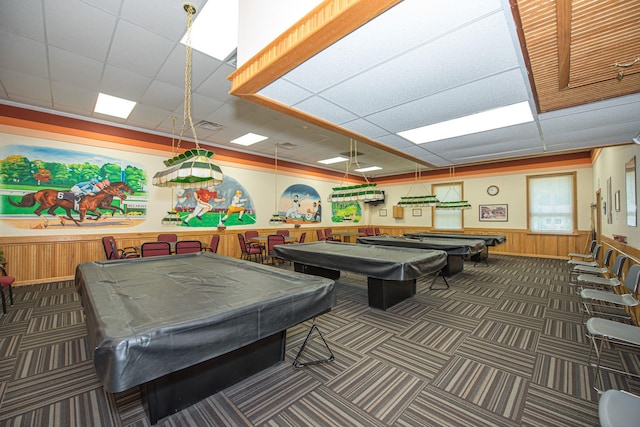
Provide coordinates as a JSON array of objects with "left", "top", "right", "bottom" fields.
[
  {"left": 569, "top": 0, "right": 640, "bottom": 87},
  {"left": 516, "top": 0, "right": 640, "bottom": 113}
]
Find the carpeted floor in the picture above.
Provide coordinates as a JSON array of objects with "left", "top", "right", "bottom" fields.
[{"left": 1, "top": 254, "right": 638, "bottom": 426}]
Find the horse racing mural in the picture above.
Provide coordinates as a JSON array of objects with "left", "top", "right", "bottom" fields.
[{"left": 0, "top": 144, "right": 147, "bottom": 229}]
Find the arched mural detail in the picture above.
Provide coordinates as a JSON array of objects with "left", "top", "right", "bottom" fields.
[
  {"left": 176, "top": 176, "right": 255, "bottom": 227},
  {"left": 278, "top": 184, "right": 322, "bottom": 224}
]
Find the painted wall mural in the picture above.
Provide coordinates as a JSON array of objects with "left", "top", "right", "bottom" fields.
[
  {"left": 0, "top": 144, "right": 147, "bottom": 229},
  {"left": 277, "top": 184, "right": 322, "bottom": 224},
  {"left": 175, "top": 176, "right": 255, "bottom": 227},
  {"left": 331, "top": 200, "right": 362, "bottom": 223}
]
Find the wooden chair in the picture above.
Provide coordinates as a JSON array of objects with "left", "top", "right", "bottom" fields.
[
  {"left": 276, "top": 230, "right": 290, "bottom": 237},
  {"left": 203, "top": 235, "right": 220, "bottom": 253},
  {"left": 0, "top": 265, "right": 15, "bottom": 315},
  {"left": 316, "top": 229, "right": 325, "bottom": 241},
  {"left": 299, "top": 232, "right": 306, "bottom": 243},
  {"left": 102, "top": 236, "right": 139, "bottom": 260},
  {"left": 175, "top": 240, "right": 202, "bottom": 254},
  {"left": 141, "top": 241, "right": 171, "bottom": 257},
  {"left": 157, "top": 233, "right": 178, "bottom": 242}
]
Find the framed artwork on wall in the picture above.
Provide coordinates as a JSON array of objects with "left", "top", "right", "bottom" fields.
[
  {"left": 615, "top": 190, "right": 621, "bottom": 212},
  {"left": 412, "top": 208, "right": 422, "bottom": 217},
  {"left": 479, "top": 204, "right": 508, "bottom": 221},
  {"left": 379, "top": 209, "right": 387, "bottom": 217}
]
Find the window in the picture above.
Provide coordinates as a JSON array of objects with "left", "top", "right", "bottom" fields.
[
  {"left": 527, "top": 172, "right": 576, "bottom": 232},
  {"left": 433, "top": 182, "right": 463, "bottom": 230}
]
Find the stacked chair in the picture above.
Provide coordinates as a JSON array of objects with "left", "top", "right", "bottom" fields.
[
  {"left": 578, "top": 247, "right": 640, "bottom": 425},
  {"left": 568, "top": 239, "right": 597, "bottom": 260},
  {"left": 567, "top": 244, "right": 602, "bottom": 283}
]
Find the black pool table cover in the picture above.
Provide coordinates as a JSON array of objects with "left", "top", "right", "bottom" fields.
[
  {"left": 75, "top": 252, "right": 336, "bottom": 393},
  {"left": 272, "top": 240, "right": 447, "bottom": 280}
]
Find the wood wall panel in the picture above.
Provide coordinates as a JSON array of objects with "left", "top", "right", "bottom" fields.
[{"left": 0, "top": 227, "right": 604, "bottom": 286}]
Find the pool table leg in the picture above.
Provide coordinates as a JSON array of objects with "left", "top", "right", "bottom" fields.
[
  {"left": 142, "top": 331, "right": 286, "bottom": 424},
  {"left": 367, "top": 277, "right": 416, "bottom": 310}
]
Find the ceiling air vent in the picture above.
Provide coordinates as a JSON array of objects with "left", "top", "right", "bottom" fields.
[{"left": 196, "top": 120, "right": 223, "bottom": 132}]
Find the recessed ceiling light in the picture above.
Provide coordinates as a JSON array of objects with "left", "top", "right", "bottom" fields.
[
  {"left": 318, "top": 156, "right": 349, "bottom": 164},
  {"left": 354, "top": 166, "right": 382, "bottom": 172},
  {"left": 398, "top": 101, "right": 534, "bottom": 144},
  {"left": 183, "top": 0, "right": 239, "bottom": 61},
  {"left": 94, "top": 93, "right": 136, "bottom": 119},
  {"left": 230, "top": 132, "right": 268, "bottom": 146}
]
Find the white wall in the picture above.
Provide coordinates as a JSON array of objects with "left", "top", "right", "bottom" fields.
[
  {"left": 362, "top": 165, "right": 593, "bottom": 231},
  {"left": 592, "top": 144, "right": 640, "bottom": 248}
]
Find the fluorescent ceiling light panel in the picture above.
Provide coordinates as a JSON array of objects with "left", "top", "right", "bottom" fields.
[
  {"left": 94, "top": 93, "right": 136, "bottom": 119},
  {"left": 230, "top": 132, "right": 268, "bottom": 146},
  {"left": 184, "top": 0, "right": 239, "bottom": 61},
  {"left": 318, "top": 156, "right": 349, "bottom": 164},
  {"left": 354, "top": 166, "right": 382, "bottom": 172},
  {"left": 398, "top": 101, "right": 534, "bottom": 144}
]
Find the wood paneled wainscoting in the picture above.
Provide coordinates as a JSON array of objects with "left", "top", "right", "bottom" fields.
[
  {"left": 388, "top": 227, "right": 594, "bottom": 259},
  {"left": 0, "top": 227, "right": 593, "bottom": 286}
]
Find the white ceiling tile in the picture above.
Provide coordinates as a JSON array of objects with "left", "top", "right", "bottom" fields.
[
  {"left": 0, "top": 30, "right": 48, "bottom": 78},
  {"left": 292, "top": 96, "right": 358, "bottom": 125},
  {"left": 259, "top": 79, "right": 312, "bottom": 107},
  {"left": 49, "top": 46, "right": 103, "bottom": 91},
  {"left": 194, "top": 63, "right": 237, "bottom": 103},
  {"left": 51, "top": 80, "right": 99, "bottom": 112},
  {"left": 140, "top": 80, "right": 184, "bottom": 111},
  {"left": 120, "top": 0, "right": 199, "bottom": 40},
  {"left": 127, "top": 103, "right": 173, "bottom": 130},
  {"left": 0, "top": 0, "right": 45, "bottom": 41},
  {"left": 45, "top": 0, "right": 116, "bottom": 62},
  {"left": 101, "top": 65, "right": 152, "bottom": 101},
  {"left": 0, "top": 68, "right": 52, "bottom": 105},
  {"left": 341, "top": 118, "right": 388, "bottom": 139},
  {"left": 367, "top": 69, "right": 531, "bottom": 133},
  {"left": 82, "top": 0, "right": 123, "bottom": 15},
  {"left": 282, "top": 0, "right": 503, "bottom": 93},
  {"left": 316, "top": 13, "right": 520, "bottom": 118},
  {"left": 107, "top": 19, "right": 174, "bottom": 78}
]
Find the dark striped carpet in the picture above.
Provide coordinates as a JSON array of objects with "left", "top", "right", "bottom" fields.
[{"left": 0, "top": 254, "right": 637, "bottom": 426}]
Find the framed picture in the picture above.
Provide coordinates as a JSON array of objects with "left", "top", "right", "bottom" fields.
[
  {"left": 479, "top": 204, "right": 508, "bottom": 222},
  {"left": 412, "top": 208, "right": 422, "bottom": 217},
  {"left": 615, "top": 190, "right": 621, "bottom": 212},
  {"left": 379, "top": 209, "right": 387, "bottom": 217}
]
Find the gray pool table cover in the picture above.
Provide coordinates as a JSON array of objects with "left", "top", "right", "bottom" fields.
[
  {"left": 357, "top": 235, "right": 486, "bottom": 256},
  {"left": 273, "top": 240, "right": 447, "bottom": 281},
  {"left": 75, "top": 252, "right": 336, "bottom": 393}
]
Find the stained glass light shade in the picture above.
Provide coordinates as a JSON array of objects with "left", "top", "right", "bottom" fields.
[{"left": 152, "top": 148, "right": 223, "bottom": 189}]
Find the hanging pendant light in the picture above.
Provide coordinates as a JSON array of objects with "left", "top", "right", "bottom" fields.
[
  {"left": 397, "top": 164, "right": 439, "bottom": 207},
  {"left": 435, "top": 167, "right": 471, "bottom": 210},
  {"left": 327, "top": 139, "right": 385, "bottom": 203},
  {"left": 153, "top": 3, "right": 223, "bottom": 189},
  {"left": 270, "top": 142, "right": 286, "bottom": 225}
]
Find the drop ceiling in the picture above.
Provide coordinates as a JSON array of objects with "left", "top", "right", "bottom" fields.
[{"left": 1, "top": 0, "right": 639, "bottom": 179}]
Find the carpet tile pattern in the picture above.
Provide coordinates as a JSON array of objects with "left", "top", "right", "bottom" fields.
[{"left": 2, "top": 254, "right": 639, "bottom": 426}]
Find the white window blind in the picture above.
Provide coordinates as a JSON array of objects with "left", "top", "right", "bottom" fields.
[
  {"left": 434, "top": 183, "right": 463, "bottom": 230},
  {"left": 528, "top": 174, "right": 574, "bottom": 232}
]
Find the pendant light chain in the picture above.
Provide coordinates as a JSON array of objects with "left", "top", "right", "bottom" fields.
[{"left": 178, "top": 3, "right": 199, "bottom": 150}]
